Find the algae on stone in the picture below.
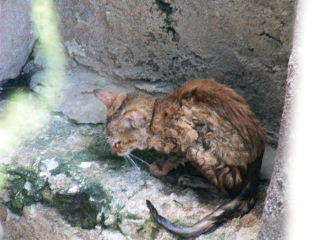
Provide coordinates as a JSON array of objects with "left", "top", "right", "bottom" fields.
[
  {"left": 2, "top": 114, "right": 265, "bottom": 239},
  {"left": 6, "top": 166, "right": 49, "bottom": 214}
]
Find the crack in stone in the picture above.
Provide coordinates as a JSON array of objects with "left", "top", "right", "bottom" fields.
[
  {"left": 155, "top": 0, "right": 180, "bottom": 42},
  {"left": 259, "top": 32, "right": 282, "bottom": 45}
]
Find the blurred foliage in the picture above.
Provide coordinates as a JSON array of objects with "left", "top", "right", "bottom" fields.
[{"left": 0, "top": 0, "right": 66, "bottom": 188}]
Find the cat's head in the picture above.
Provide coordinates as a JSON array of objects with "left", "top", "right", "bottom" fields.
[{"left": 94, "top": 89, "right": 154, "bottom": 156}]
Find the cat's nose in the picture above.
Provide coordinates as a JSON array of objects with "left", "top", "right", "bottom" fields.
[
  {"left": 113, "top": 141, "right": 122, "bottom": 150},
  {"left": 112, "top": 141, "right": 127, "bottom": 156},
  {"left": 114, "top": 141, "right": 121, "bottom": 148}
]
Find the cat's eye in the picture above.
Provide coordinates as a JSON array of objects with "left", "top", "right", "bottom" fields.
[
  {"left": 120, "top": 110, "right": 146, "bottom": 129},
  {"left": 120, "top": 119, "right": 133, "bottom": 129}
]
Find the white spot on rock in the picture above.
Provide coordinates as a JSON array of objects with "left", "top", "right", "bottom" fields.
[
  {"left": 67, "top": 182, "right": 80, "bottom": 194},
  {"left": 47, "top": 173, "right": 72, "bottom": 191},
  {"left": 41, "top": 158, "right": 59, "bottom": 172},
  {"left": 23, "top": 181, "right": 32, "bottom": 192},
  {"left": 79, "top": 162, "right": 93, "bottom": 168}
]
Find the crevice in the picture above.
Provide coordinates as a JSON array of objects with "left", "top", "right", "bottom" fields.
[
  {"left": 165, "top": 26, "right": 180, "bottom": 42},
  {"left": 22, "top": 40, "right": 42, "bottom": 75},
  {"left": 45, "top": 192, "right": 99, "bottom": 229},
  {"left": 259, "top": 32, "right": 282, "bottom": 45},
  {"left": 0, "top": 73, "right": 34, "bottom": 100},
  {"left": 50, "top": 111, "right": 104, "bottom": 127},
  {"left": 155, "top": 0, "right": 180, "bottom": 42},
  {"left": 0, "top": 41, "right": 39, "bottom": 100},
  {"left": 155, "top": 0, "right": 174, "bottom": 16},
  {"left": 5, "top": 166, "right": 112, "bottom": 229}
]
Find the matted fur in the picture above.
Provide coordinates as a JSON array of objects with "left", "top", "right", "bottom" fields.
[{"left": 94, "top": 78, "right": 265, "bottom": 238}]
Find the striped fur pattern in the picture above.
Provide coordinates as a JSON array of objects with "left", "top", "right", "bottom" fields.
[{"left": 94, "top": 78, "right": 265, "bottom": 238}]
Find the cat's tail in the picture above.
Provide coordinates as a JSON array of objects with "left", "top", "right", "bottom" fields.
[
  {"left": 146, "top": 184, "right": 255, "bottom": 238},
  {"left": 146, "top": 153, "right": 263, "bottom": 239}
]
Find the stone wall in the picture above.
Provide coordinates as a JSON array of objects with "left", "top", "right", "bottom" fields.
[
  {"left": 259, "top": 8, "right": 297, "bottom": 239},
  {"left": 0, "top": 0, "right": 35, "bottom": 83},
  {"left": 55, "top": 0, "right": 295, "bottom": 144},
  {"left": 0, "top": 1, "right": 297, "bottom": 239}
]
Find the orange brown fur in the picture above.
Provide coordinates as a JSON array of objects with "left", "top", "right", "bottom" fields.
[{"left": 94, "top": 78, "right": 265, "bottom": 238}]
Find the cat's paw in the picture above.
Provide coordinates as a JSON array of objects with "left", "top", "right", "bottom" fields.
[
  {"left": 178, "top": 175, "right": 221, "bottom": 193},
  {"left": 178, "top": 175, "right": 193, "bottom": 187},
  {"left": 149, "top": 159, "right": 169, "bottom": 177}
]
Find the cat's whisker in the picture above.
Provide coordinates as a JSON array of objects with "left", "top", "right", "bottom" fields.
[
  {"left": 95, "top": 78, "right": 266, "bottom": 238},
  {"left": 129, "top": 153, "right": 150, "bottom": 166},
  {"left": 127, "top": 155, "right": 139, "bottom": 169},
  {"left": 124, "top": 155, "right": 139, "bottom": 169},
  {"left": 123, "top": 155, "right": 131, "bottom": 166}
]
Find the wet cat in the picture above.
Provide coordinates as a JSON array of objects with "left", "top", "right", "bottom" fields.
[{"left": 94, "top": 78, "right": 265, "bottom": 238}]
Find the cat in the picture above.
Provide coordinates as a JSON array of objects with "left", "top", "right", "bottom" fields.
[{"left": 94, "top": 78, "right": 265, "bottom": 238}]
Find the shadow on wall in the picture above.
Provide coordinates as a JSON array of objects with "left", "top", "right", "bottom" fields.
[{"left": 54, "top": 0, "right": 295, "bottom": 146}]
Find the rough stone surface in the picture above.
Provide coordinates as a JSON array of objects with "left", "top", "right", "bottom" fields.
[
  {"left": 31, "top": 65, "right": 136, "bottom": 124},
  {"left": 0, "top": 114, "right": 267, "bottom": 240},
  {"left": 54, "top": 0, "right": 295, "bottom": 144},
  {"left": 0, "top": 1, "right": 291, "bottom": 238},
  {"left": 260, "top": 145, "right": 276, "bottom": 180},
  {"left": 0, "top": 204, "right": 6, "bottom": 240},
  {"left": 0, "top": 0, "right": 35, "bottom": 82},
  {"left": 258, "top": 30, "right": 296, "bottom": 240},
  {"left": 5, "top": 204, "right": 104, "bottom": 240}
]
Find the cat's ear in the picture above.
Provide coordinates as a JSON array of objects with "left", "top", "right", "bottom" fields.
[
  {"left": 93, "top": 89, "right": 118, "bottom": 108},
  {"left": 93, "top": 89, "right": 127, "bottom": 115},
  {"left": 121, "top": 110, "right": 146, "bottom": 129}
]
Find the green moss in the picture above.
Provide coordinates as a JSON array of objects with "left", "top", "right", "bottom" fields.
[
  {"left": 6, "top": 166, "right": 49, "bottom": 214},
  {"left": 102, "top": 204, "right": 123, "bottom": 230},
  {"left": 50, "top": 138, "right": 121, "bottom": 176},
  {"left": 49, "top": 158, "right": 74, "bottom": 176},
  {"left": 47, "top": 192, "right": 98, "bottom": 229},
  {"left": 8, "top": 193, "right": 24, "bottom": 213},
  {"left": 137, "top": 217, "right": 190, "bottom": 240},
  {"left": 45, "top": 181, "right": 113, "bottom": 229},
  {"left": 5, "top": 165, "right": 113, "bottom": 229},
  {"left": 124, "top": 213, "right": 143, "bottom": 220},
  {"left": 0, "top": 165, "right": 7, "bottom": 190},
  {"left": 138, "top": 217, "right": 160, "bottom": 239},
  {"left": 83, "top": 181, "right": 113, "bottom": 204}
]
